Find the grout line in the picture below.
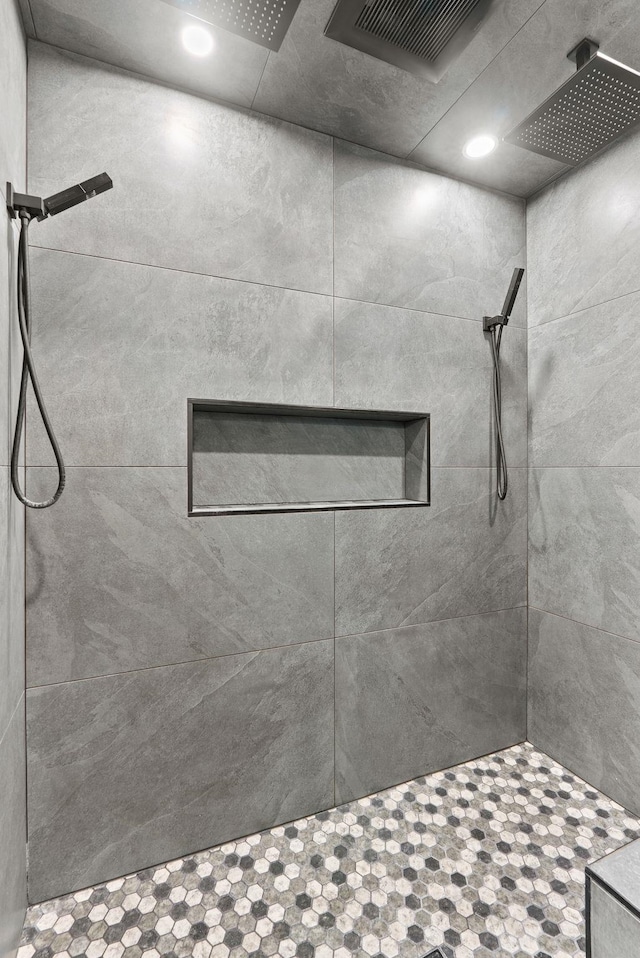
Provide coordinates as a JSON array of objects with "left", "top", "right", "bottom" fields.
[
  {"left": 28, "top": 244, "right": 332, "bottom": 301},
  {"left": 404, "top": 0, "right": 550, "bottom": 161},
  {"left": 26, "top": 605, "right": 528, "bottom": 693},
  {"left": 528, "top": 284, "right": 640, "bottom": 329},
  {"left": 25, "top": 464, "right": 530, "bottom": 471},
  {"left": 0, "top": 692, "right": 25, "bottom": 755},
  {"left": 26, "top": 244, "right": 530, "bottom": 331},
  {"left": 23, "top": 0, "right": 37, "bottom": 39},
  {"left": 249, "top": 51, "right": 270, "bottom": 113},
  {"left": 26, "top": 634, "right": 337, "bottom": 692},
  {"left": 528, "top": 606, "right": 640, "bottom": 647},
  {"left": 334, "top": 605, "right": 527, "bottom": 641},
  {"left": 528, "top": 465, "right": 640, "bottom": 470},
  {"left": 333, "top": 509, "right": 336, "bottom": 808},
  {"left": 524, "top": 196, "right": 530, "bottom": 743},
  {"left": 332, "top": 137, "right": 336, "bottom": 406}
]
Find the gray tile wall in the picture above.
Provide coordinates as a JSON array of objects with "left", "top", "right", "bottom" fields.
[
  {"left": 25, "top": 42, "right": 528, "bottom": 901},
  {"left": 0, "top": 0, "right": 27, "bottom": 953},
  {"left": 527, "top": 127, "right": 640, "bottom": 816}
]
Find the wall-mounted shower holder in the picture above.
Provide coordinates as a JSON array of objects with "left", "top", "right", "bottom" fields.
[
  {"left": 6, "top": 182, "right": 46, "bottom": 219},
  {"left": 482, "top": 313, "right": 507, "bottom": 332},
  {"left": 6, "top": 173, "right": 113, "bottom": 222}
]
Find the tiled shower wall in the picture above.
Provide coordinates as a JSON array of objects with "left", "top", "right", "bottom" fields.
[
  {"left": 527, "top": 127, "right": 640, "bottom": 818},
  {"left": 24, "top": 41, "right": 528, "bottom": 904},
  {"left": 0, "top": 0, "right": 27, "bottom": 953}
]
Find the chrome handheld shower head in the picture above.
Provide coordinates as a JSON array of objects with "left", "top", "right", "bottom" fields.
[
  {"left": 44, "top": 172, "right": 113, "bottom": 217},
  {"left": 6, "top": 172, "right": 114, "bottom": 509},
  {"left": 6, "top": 172, "right": 113, "bottom": 221},
  {"left": 483, "top": 267, "right": 524, "bottom": 331},
  {"left": 483, "top": 266, "right": 525, "bottom": 502},
  {"left": 501, "top": 267, "right": 525, "bottom": 323}
]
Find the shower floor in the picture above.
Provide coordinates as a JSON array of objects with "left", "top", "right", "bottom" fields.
[{"left": 18, "top": 743, "right": 640, "bottom": 958}]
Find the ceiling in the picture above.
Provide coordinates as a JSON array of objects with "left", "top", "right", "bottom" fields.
[{"left": 16, "top": 0, "right": 640, "bottom": 197}]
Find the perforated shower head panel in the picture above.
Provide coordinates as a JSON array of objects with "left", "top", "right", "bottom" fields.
[
  {"left": 504, "top": 52, "right": 640, "bottom": 166},
  {"left": 157, "top": 0, "right": 302, "bottom": 51}
]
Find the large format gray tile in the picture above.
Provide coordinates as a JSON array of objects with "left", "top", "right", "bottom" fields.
[
  {"left": 26, "top": 468, "right": 334, "bottom": 686},
  {"left": 335, "top": 467, "right": 527, "bottom": 636},
  {"left": 529, "top": 468, "right": 640, "bottom": 641},
  {"left": 590, "top": 881, "right": 640, "bottom": 958},
  {"left": 527, "top": 124, "right": 640, "bottom": 326},
  {"left": 27, "top": 0, "right": 268, "bottom": 108},
  {"left": 334, "top": 298, "right": 527, "bottom": 468},
  {"left": 528, "top": 608, "right": 640, "bottom": 818},
  {"left": 26, "top": 249, "right": 333, "bottom": 467},
  {"left": 333, "top": 140, "right": 526, "bottom": 323},
  {"left": 529, "top": 292, "right": 640, "bottom": 466},
  {"left": 0, "top": 0, "right": 26, "bottom": 200},
  {"left": 193, "top": 410, "right": 406, "bottom": 506},
  {"left": 336, "top": 608, "right": 527, "bottom": 802},
  {"left": 27, "top": 43, "right": 333, "bottom": 295},
  {"left": 27, "top": 640, "right": 334, "bottom": 902},
  {"left": 252, "top": 0, "right": 544, "bottom": 160},
  {"left": 0, "top": 697, "right": 26, "bottom": 958},
  {"left": 0, "top": 468, "right": 25, "bottom": 739}
]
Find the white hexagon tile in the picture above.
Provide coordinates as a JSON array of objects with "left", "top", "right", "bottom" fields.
[{"left": 18, "top": 744, "right": 640, "bottom": 958}]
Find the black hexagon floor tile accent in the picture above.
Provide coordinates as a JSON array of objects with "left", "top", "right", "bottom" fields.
[{"left": 18, "top": 743, "right": 640, "bottom": 958}]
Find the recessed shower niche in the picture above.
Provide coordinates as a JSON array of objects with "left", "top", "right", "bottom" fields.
[{"left": 188, "top": 399, "right": 430, "bottom": 516}]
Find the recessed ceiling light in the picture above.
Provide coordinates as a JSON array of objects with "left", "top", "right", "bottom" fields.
[
  {"left": 463, "top": 134, "right": 498, "bottom": 159},
  {"left": 182, "top": 24, "right": 214, "bottom": 57}
]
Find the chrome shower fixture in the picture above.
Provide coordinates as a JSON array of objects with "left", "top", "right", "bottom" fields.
[
  {"left": 6, "top": 172, "right": 113, "bottom": 509},
  {"left": 504, "top": 39, "right": 640, "bottom": 167},
  {"left": 483, "top": 267, "right": 524, "bottom": 502}
]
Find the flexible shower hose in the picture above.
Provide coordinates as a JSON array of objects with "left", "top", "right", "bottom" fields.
[
  {"left": 488, "top": 322, "right": 507, "bottom": 500},
  {"left": 10, "top": 210, "right": 66, "bottom": 508}
]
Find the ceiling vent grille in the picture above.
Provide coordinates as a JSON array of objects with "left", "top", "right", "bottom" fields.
[
  {"left": 157, "top": 0, "right": 303, "bottom": 51},
  {"left": 325, "top": 0, "right": 495, "bottom": 81}
]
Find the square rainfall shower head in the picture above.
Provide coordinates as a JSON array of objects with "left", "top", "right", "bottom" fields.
[
  {"left": 504, "top": 51, "right": 640, "bottom": 166},
  {"left": 157, "top": 0, "right": 302, "bottom": 51}
]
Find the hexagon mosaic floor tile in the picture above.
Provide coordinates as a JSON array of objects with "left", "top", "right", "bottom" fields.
[{"left": 18, "top": 743, "right": 640, "bottom": 958}]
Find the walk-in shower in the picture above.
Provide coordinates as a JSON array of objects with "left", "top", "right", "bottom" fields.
[
  {"left": 483, "top": 267, "right": 524, "bottom": 501},
  {"left": 6, "top": 173, "right": 113, "bottom": 508}
]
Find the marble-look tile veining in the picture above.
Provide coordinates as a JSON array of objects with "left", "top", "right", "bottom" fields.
[
  {"left": 26, "top": 641, "right": 335, "bottom": 902},
  {"left": 335, "top": 470, "right": 527, "bottom": 636},
  {"left": 25, "top": 249, "right": 334, "bottom": 468},
  {"left": 26, "top": 468, "right": 335, "bottom": 685},
  {"left": 528, "top": 468, "right": 640, "bottom": 643},
  {"left": 18, "top": 744, "right": 640, "bottom": 958},
  {"left": 333, "top": 141, "right": 526, "bottom": 325},
  {"left": 528, "top": 291, "right": 640, "bottom": 467}
]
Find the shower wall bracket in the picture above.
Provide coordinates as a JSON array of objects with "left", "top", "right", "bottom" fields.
[
  {"left": 567, "top": 38, "right": 599, "bottom": 69},
  {"left": 188, "top": 399, "right": 430, "bottom": 517},
  {"left": 5, "top": 182, "right": 46, "bottom": 219}
]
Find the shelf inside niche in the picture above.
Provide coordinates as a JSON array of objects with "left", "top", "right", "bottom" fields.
[{"left": 188, "top": 399, "right": 430, "bottom": 517}]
